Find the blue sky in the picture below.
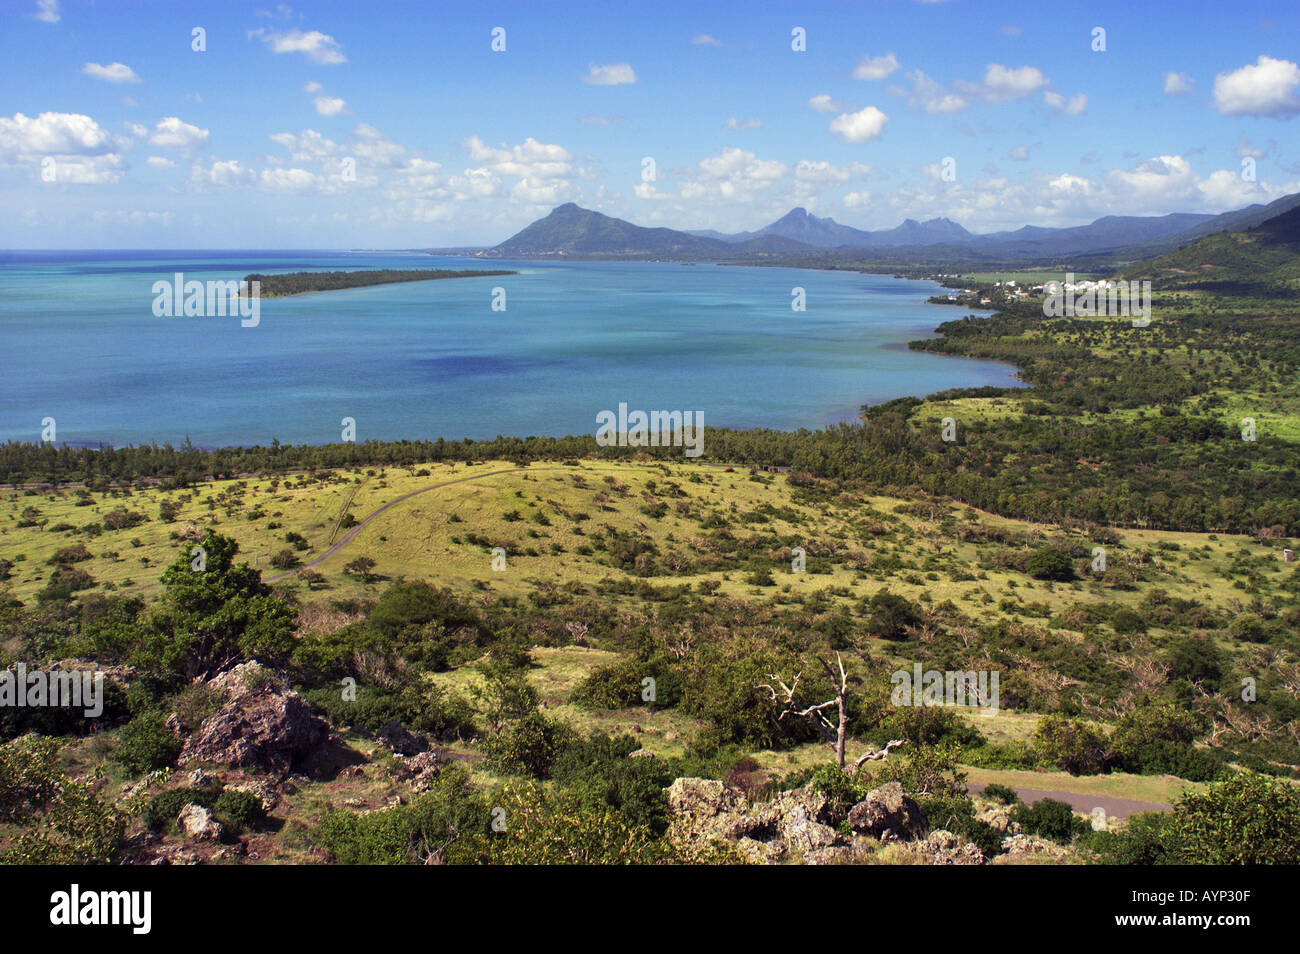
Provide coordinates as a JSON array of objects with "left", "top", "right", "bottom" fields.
[{"left": 2, "top": 0, "right": 1298, "bottom": 247}]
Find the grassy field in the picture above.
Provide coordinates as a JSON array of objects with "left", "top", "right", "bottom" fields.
[
  {"left": 957, "top": 270, "right": 1102, "bottom": 285},
  {"left": 5, "top": 457, "right": 1295, "bottom": 811},
  {"left": 6, "top": 457, "right": 1290, "bottom": 613}
]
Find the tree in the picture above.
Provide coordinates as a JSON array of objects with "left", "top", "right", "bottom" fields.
[
  {"left": 474, "top": 665, "right": 571, "bottom": 778},
  {"left": 1032, "top": 715, "right": 1110, "bottom": 774},
  {"left": 343, "top": 556, "right": 378, "bottom": 583},
  {"left": 270, "top": 548, "right": 300, "bottom": 570},
  {"left": 760, "top": 652, "right": 904, "bottom": 774},
  {"left": 1026, "top": 546, "right": 1075, "bottom": 581},
  {"left": 864, "top": 590, "right": 921, "bottom": 640},
  {"left": 139, "top": 530, "right": 296, "bottom": 680}
]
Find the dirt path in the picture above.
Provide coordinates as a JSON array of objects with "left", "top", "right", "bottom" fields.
[
  {"left": 265, "top": 460, "right": 728, "bottom": 582},
  {"left": 265, "top": 465, "right": 532, "bottom": 582},
  {"left": 969, "top": 783, "right": 1170, "bottom": 819}
]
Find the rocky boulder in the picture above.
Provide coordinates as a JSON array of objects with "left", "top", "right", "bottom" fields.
[
  {"left": 180, "top": 681, "right": 328, "bottom": 775},
  {"left": 667, "top": 778, "right": 885, "bottom": 864},
  {"left": 753, "top": 784, "right": 840, "bottom": 854},
  {"left": 398, "top": 750, "right": 444, "bottom": 794},
  {"left": 847, "top": 782, "right": 926, "bottom": 841},
  {"left": 976, "top": 803, "right": 1021, "bottom": 835},
  {"left": 999, "top": 833, "right": 1069, "bottom": 862},
  {"left": 178, "top": 803, "right": 223, "bottom": 842},
  {"left": 666, "top": 778, "right": 766, "bottom": 844},
  {"left": 204, "top": 661, "right": 286, "bottom": 703},
  {"left": 915, "top": 829, "right": 986, "bottom": 865},
  {"left": 377, "top": 720, "right": 427, "bottom": 756}
]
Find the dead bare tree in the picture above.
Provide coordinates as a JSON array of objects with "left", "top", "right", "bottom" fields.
[{"left": 759, "top": 652, "right": 904, "bottom": 774}]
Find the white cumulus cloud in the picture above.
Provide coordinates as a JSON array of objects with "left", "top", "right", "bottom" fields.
[
  {"left": 149, "top": 116, "right": 209, "bottom": 150},
  {"left": 808, "top": 94, "right": 847, "bottom": 113},
  {"left": 313, "top": 96, "right": 347, "bottom": 116},
  {"left": 0, "top": 111, "right": 114, "bottom": 157},
  {"left": 960, "top": 63, "right": 1049, "bottom": 103},
  {"left": 828, "top": 106, "right": 888, "bottom": 143},
  {"left": 1213, "top": 55, "right": 1300, "bottom": 117},
  {"left": 853, "top": 53, "right": 900, "bottom": 81},
  {"left": 253, "top": 28, "right": 347, "bottom": 65},
  {"left": 82, "top": 62, "right": 141, "bottom": 84},
  {"left": 1163, "top": 72, "right": 1194, "bottom": 95},
  {"left": 1045, "top": 91, "right": 1088, "bottom": 115},
  {"left": 582, "top": 63, "right": 637, "bottom": 85}
]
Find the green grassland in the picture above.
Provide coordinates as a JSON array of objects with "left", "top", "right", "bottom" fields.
[
  {"left": 6, "top": 457, "right": 1291, "bottom": 616},
  {"left": 6, "top": 456, "right": 1294, "bottom": 817},
  {"left": 957, "top": 270, "right": 1102, "bottom": 285}
]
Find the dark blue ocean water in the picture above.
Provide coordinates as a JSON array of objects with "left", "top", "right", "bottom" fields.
[{"left": 0, "top": 251, "right": 1021, "bottom": 448}]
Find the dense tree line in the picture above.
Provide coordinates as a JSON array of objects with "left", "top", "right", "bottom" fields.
[{"left": 246, "top": 268, "right": 516, "bottom": 297}]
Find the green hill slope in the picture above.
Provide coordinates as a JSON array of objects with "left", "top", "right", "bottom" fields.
[{"left": 1120, "top": 204, "right": 1300, "bottom": 294}]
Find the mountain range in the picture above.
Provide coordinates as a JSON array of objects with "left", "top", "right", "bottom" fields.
[{"left": 477, "top": 192, "right": 1300, "bottom": 265}]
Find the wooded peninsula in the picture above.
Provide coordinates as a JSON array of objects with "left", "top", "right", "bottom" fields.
[{"left": 245, "top": 268, "right": 517, "bottom": 298}]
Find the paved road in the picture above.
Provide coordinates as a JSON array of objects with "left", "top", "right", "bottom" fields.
[{"left": 969, "top": 783, "right": 1171, "bottom": 819}]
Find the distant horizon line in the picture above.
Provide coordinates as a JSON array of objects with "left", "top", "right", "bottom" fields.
[
  {"left": 0, "top": 248, "right": 489, "bottom": 253},
  {"left": 6, "top": 188, "right": 1294, "bottom": 256}
]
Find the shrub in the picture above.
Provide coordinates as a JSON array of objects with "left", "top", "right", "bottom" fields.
[
  {"left": 270, "top": 549, "right": 300, "bottom": 570},
  {"left": 312, "top": 769, "right": 488, "bottom": 864},
  {"left": 103, "top": 508, "right": 147, "bottom": 531},
  {"left": 1081, "top": 811, "right": 1170, "bottom": 865},
  {"left": 878, "top": 705, "right": 986, "bottom": 748},
  {"left": 870, "top": 743, "right": 967, "bottom": 797},
  {"left": 483, "top": 711, "right": 574, "bottom": 778},
  {"left": 918, "top": 793, "right": 1005, "bottom": 857},
  {"left": 550, "top": 732, "right": 676, "bottom": 834},
  {"left": 1110, "top": 704, "right": 1223, "bottom": 781},
  {"left": 48, "top": 543, "right": 93, "bottom": 565},
  {"left": 980, "top": 783, "right": 1020, "bottom": 805},
  {"left": 570, "top": 664, "right": 642, "bottom": 709},
  {"left": 301, "top": 683, "right": 474, "bottom": 739},
  {"left": 1161, "top": 772, "right": 1300, "bottom": 864},
  {"left": 214, "top": 789, "right": 265, "bottom": 832},
  {"left": 1110, "top": 607, "right": 1147, "bottom": 635},
  {"left": 37, "top": 565, "right": 96, "bottom": 603},
  {"left": 778, "top": 763, "right": 869, "bottom": 822},
  {"left": 486, "top": 782, "right": 676, "bottom": 865},
  {"left": 864, "top": 590, "right": 922, "bottom": 640},
  {"left": 166, "top": 682, "right": 222, "bottom": 734},
  {"left": 1226, "top": 613, "right": 1274, "bottom": 644},
  {"left": 1032, "top": 715, "right": 1110, "bottom": 775},
  {"left": 112, "top": 710, "right": 182, "bottom": 775},
  {"left": 0, "top": 736, "right": 124, "bottom": 864},
  {"left": 1165, "top": 636, "right": 1224, "bottom": 691},
  {"left": 342, "top": 555, "right": 376, "bottom": 581},
  {"left": 366, "top": 580, "right": 483, "bottom": 640},
  {"left": 1026, "top": 546, "right": 1075, "bottom": 581},
  {"left": 1011, "top": 797, "right": 1088, "bottom": 843},
  {"left": 141, "top": 787, "right": 217, "bottom": 831}
]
